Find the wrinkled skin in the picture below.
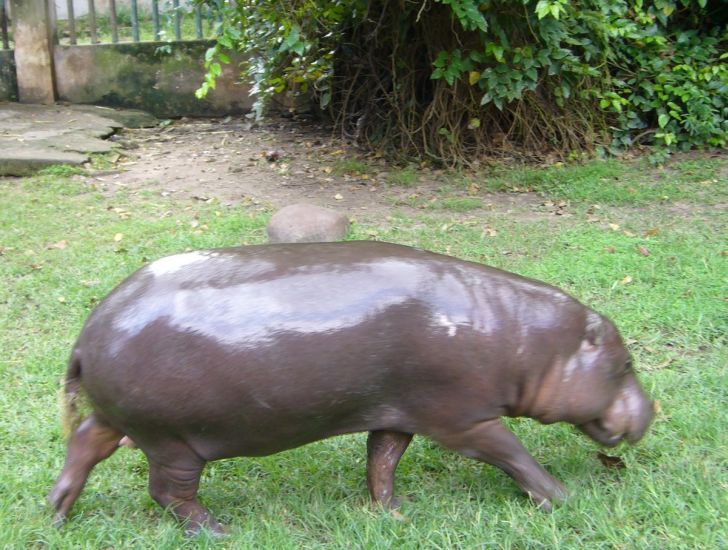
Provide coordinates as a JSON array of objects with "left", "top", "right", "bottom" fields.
[{"left": 49, "top": 241, "right": 653, "bottom": 534}]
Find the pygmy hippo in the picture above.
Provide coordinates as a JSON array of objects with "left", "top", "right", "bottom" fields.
[{"left": 49, "top": 241, "right": 653, "bottom": 533}]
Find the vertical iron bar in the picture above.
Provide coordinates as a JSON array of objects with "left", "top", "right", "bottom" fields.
[
  {"left": 151, "top": 0, "right": 160, "bottom": 41},
  {"left": 66, "top": 0, "right": 77, "bottom": 45},
  {"left": 208, "top": 5, "right": 216, "bottom": 34},
  {"left": 130, "top": 0, "right": 139, "bottom": 42},
  {"left": 0, "top": 1, "right": 9, "bottom": 50},
  {"left": 173, "top": 0, "right": 181, "bottom": 41},
  {"left": 109, "top": 0, "right": 119, "bottom": 43},
  {"left": 87, "top": 0, "right": 97, "bottom": 44},
  {"left": 194, "top": 4, "right": 202, "bottom": 39}
]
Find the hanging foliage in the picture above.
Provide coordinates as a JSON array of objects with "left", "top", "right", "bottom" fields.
[{"left": 197, "top": 0, "right": 727, "bottom": 164}]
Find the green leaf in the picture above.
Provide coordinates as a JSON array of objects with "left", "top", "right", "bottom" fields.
[
  {"left": 658, "top": 113, "right": 670, "bottom": 128},
  {"left": 218, "top": 35, "right": 233, "bottom": 49},
  {"left": 433, "top": 51, "right": 449, "bottom": 69},
  {"left": 535, "top": 0, "right": 551, "bottom": 19}
]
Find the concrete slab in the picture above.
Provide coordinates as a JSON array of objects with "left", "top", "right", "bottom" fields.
[{"left": 0, "top": 102, "right": 156, "bottom": 176}]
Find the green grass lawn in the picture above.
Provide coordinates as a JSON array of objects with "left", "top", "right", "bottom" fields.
[{"left": 0, "top": 157, "right": 726, "bottom": 548}]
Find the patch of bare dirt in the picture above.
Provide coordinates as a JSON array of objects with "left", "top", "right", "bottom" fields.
[{"left": 80, "top": 116, "right": 552, "bottom": 223}]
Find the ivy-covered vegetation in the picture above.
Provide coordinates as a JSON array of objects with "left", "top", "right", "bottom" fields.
[{"left": 198, "top": 0, "right": 727, "bottom": 164}]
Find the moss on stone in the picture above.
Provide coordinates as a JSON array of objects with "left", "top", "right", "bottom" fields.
[{"left": 56, "top": 41, "right": 249, "bottom": 117}]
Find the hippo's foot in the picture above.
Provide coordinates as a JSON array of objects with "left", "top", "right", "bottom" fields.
[
  {"left": 366, "top": 430, "right": 413, "bottom": 508},
  {"left": 524, "top": 476, "right": 566, "bottom": 513},
  {"left": 49, "top": 415, "right": 124, "bottom": 524},
  {"left": 119, "top": 435, "right": 137, "bottom": 449},
  {"left": 434, "top": 419, "right": 567, "bottom": 512},
  {"left": 180, "top": 512, "right": 226, "bottom": 537}
]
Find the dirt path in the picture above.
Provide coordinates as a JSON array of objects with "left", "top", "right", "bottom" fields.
[{"left": 80, "top": 116, "right": 547, "bottom": 223}]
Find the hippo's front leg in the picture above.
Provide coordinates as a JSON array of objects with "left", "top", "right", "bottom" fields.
[{"left": 435, "top": 419, "right": 566, "bottom": 511}]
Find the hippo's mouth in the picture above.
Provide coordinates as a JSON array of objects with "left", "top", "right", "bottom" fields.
[{"left": 577, "top": 420, "right": 624, "bottom": 447}]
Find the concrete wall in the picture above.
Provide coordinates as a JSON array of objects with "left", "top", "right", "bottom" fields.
[
  {"left": 54, "top": 40, "right": 252, "bottom": 117},
  {"left": 0, "top": 49, "right": 17, "bottom": 100}
]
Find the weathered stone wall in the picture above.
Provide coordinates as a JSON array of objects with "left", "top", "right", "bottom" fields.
[
  {"left": 54, "top": 41, "right": 252, "bottom": 117},
  {"left": 0, "top": 49, "right": 17, "bottom": 100}
]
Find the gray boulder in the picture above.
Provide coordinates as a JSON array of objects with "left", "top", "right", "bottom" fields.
[{"left": 267, "top": 203, "right": 350, "bottom": 243}]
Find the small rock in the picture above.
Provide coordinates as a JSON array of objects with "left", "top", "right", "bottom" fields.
[{"left": 267, "top": 203, "right": 350, "bottom": 243}]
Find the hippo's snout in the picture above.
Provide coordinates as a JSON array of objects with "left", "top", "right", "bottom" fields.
[
  {"left": 623, "top": 391, "right": 654, "bottom": 444},
  {"left": 580, "top": 376, "right": 654, "bottom": 447}
]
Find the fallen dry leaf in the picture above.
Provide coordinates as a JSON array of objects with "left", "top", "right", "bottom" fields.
[
  {"left": 645, "top": 228, "right": 660, "bottom": 237},
  {"left": 604, "top": 246, "right": 616, "bottom": 253},
  {"left": 113, "top": 233, "right": 124, "bottom": 242},
  {"left": 47, "top": 240, "right": 68, "bottom": 250},
  {"left": 649, "top": 357, "right": 673, "bottom": 370},
  {"left": 637, "top": 246, "right": 651, "bottom": 257},
  {"left": 264, "top": 149, "right": 281, "bottom": 161},
  {"left": 620, "top": 275, "right": 633, "bottom": 285},
  {"left": 608, "top": 223, "right": 620, "bottom": 231},
  {"left": 334, "top": 193, "right": 343, "bottom": 200},
  {"left": 597, "top": 452, "right": 626, "bottom": 469}
]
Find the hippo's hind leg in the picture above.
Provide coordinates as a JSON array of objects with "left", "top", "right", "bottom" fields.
[
  {"left": 48, "top": 414, "right": 124, "bottom": 524},
  {"left": 366, "top": 430, "right": 413, "bottom": 508},
  {"left": 146, "top": 444, "right": 224, "bottom": 535},
  {"left": 434, "top": 419, "right": 566, "bottom": 511}
]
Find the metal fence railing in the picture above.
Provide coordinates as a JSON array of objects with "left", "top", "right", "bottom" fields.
[
  {"left": 56, "top": 0, "right": 218, "bottom": 45},
  {"left": 1, "top": 0, "right": 11, "bottom": 50}
]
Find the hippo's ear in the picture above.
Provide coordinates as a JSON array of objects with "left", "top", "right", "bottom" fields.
[{"left": 584, "top": 313, "right": 605, "bottom": 347}]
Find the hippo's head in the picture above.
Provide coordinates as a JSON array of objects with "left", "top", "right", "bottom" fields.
[
  {"left": 532, "top": 312, "right": 654, "bottom": 447},
  {"left": 576, "top": 363, "right": 654, "bottom": 447}
]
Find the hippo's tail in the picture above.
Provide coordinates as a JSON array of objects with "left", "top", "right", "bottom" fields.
[{"left": 59, "top": 349, "right": 90, "bottom": 439}]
